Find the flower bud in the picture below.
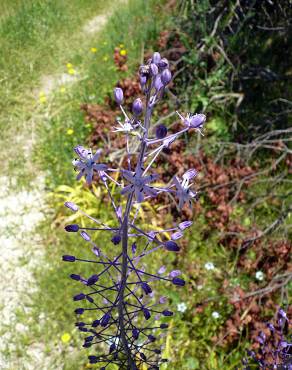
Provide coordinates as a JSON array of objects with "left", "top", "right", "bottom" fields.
[
  {"left": 158, "top": 58, "right": 169, "bottom": 69},
  {"left": 80, "top": 231, "right": 90, "bottom": 241},
  {"left": 111, "top": 234, "right": 121, "bottom": 245},
  {"left": 64, "top": 201, "right": 78, "bottom": 212},
  {"left": 178, "top": 221, "right": 192, "bottom": 230},
  {"left": 141, "top": 282, "right": 152, "bottom": 295},
  {"left": 160, "top": 323, "right": 168, "bottom": 329},
  {"left": 113, "top": 87, "right": 123, "bottom": 105},
  {"left": 143, "top": 308, "right": 151, "bottom": 320},
  {"left": 169, "top": 270, "right": 181, "bottom": 278},
  {"left": 75, "top": 308, "right": 84, "bottom": 315},
  {"left": 65, "top": 224, "right": 79, "bottom": 232},
  {"left": 152, "top": 52, "right": 161, "bottom": 64},
  {"left": 132, "top": 98, "right": 143, "bottom": 116},
  {"left": 70, "top": 274, "right": 81, "bottom": 281},
  {"left": 172, "top": 277, "right": 185, "bottom": 286},
  {"left": 154, "top": 75, "right": 163, "bottom": 91},
  {"left": 161, "top": 69, "right": 172, "bottom": 85},
  {"left": 87, "top": 274, "right": 99, "bottom": 286},
  {"left": 155, "top": 124, "right": 167, "bottom": 139},
  {"left": 150, "top": 63, "right": 159, "bottom": 76},
  {"left": 162, "top": 310, "right": 173, "bottom": 317},
  {"left": 92, "top": 319, "right": 100, "bottom": 327},
  {"left": 73, "top": 293, "right": 85, "bottom": 301},
  {"left": 62, "top": 255, "right": 76, "bottom": 262},
  {"left": 100, "top": 313, "right": 111, "bottom": 327},
  {"left": 190, "top": 113, "right": 206, "bottom": 128},
  {"left": 165, "top": 240, "right": 180, "bottom": 252},
  {"left": 140, "top": 75, "right": 147, "bottom": 87}
]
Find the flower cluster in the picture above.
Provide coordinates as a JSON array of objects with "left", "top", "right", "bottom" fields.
[
  {"left": 243, "top": 309, "right": 292, "bottom": 369},
  {"left": 63, "top": 51, "right": 206, "bottom": 369}
]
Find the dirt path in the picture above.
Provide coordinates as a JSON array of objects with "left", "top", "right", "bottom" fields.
[{"left": 0, "top": 6, "right": 118, "bottom": 369}]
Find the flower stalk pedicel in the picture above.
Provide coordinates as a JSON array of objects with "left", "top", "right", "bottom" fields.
[{"left": 63, "top": 51, "right": 206, "bottom": 369}]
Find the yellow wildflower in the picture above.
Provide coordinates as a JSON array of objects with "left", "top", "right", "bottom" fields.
[
  {"left": 68, "top": 68, "right": 76, "bottom": 75},
  {"left": 39, "top": 92, "right": 47, "bottom": 104},
  {"left": 67, "top": 128, "right": 74, "bottom": 135},
  {"left": 90, "top": 47, "right": 97, "bottom": 53},
  {"left": 103, "top": 56, "right": 109, "bottom": 62},
  {"left": 66, "top": 63, "right": 73, "bottom": 68},
  {"left": 61, "top": 333, "right": 71, "bottom": 343},
  {"left": 120, "top": 49, "right": 127, "bottom": 56}
]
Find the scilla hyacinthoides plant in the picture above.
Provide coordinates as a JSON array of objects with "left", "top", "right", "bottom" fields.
[
  {"left": 243, "top": 309, "right": 292, "bottom": 370},
  {"left": 62, "top": 51, "right": 206, "bottom": 369}
]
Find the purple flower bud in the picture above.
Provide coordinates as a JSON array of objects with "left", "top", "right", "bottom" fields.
[
  {"left": 154, "top": 75, "right": 163, "bottom": 91},
  {"left": 156, "top": 124, "right": 167, "bottom": 139},
  {"left": 152, "top": 52, "right": 161, "bottom": 64},
  {"left": 267, "top": 323, "right": 275, "bottom": 332},
  {"left": 117, "top": 205, "right": 122, "bottom": 219},
  {"left": 111, "top": 234, "right": 121, "bottom": 245},
  {"left": 109, "top": 343, "right": 116, "bottom": 353},
  {"left": 169, "top": 270, "right": 181, "bottom": 278},
  {"left": 132, "top": 328, "right": 139, "bottom": 340},
  {"left": 140, "top": 353, "right": 147, "bottom": 361},
  {"left": 85, "top": 336, "right": 94, "bottom": 342},
  {"left": 92, "top": 247, "right": 100, "bottom": 257},
  {"left": 74, "top": 145, "right": 89, "bottom": 159},
  {"left": 162, "top": 310, "right": 173, "bottom": 317},
  {"left": 132, "top": 242, "right": 137, "bottom": 254},
  {"left": 80, "top": 231, "right": 90, "bottom": 241},
  {"left": 79, "top": 327, "right": 88, "bottom": 332},
  {"left": 172, "top": 278, "right": 185, "bottom": 286},
  {"left": 161, "top": 69, "right": 172, "bottom": 85},
  {"left": 132, "top": 98, "right": 143, "bottom": 116},
  {"left": 158, "top": 266, "right": 166, "bottom": 274},
  {"left": 159, "top": 296, "right": 167, "bottom": 304},
  {"left": 75, "top": 308, "right": 84, "bottom": 315},
  {"left": 64, "top": 201, "right": 78, "bottom": 212},
  {"left": 87, "top": 274, "right": 99, "bottom": 286},
  {"left": 83, "top": 342, "right": 91, "bottom": 348},
  {"left": 158, "top": 58, "right": 169, "bottom": 69},
  {"left": 62, "top": 255, "right": 76, "bottom": 262},
  {"left": 65, "top": 224, "right": 79, "bottom": 232},
  {"left": 183, "top": 169, "right": 198, "bottom": 180},
  {"left": 148, "top": 335, "right": 156, "bottom": 342},
  {"left": 171, "top": 231, "right": 183, "bottom": 240},
  {"left": 88, "top": 356, "right": 98, "bottom": 364},
  {"left": 154, "top": 349, "right": 161, "bottom": 354},
  {"left": 113, "top": 87, "right": 123, "bottom": 105},
  {"left": 70, "top": 274, "right": 80, "bottom": 281},
  {"left": 143, "top": 308, "right": 151, "bottom": 320},
  {"left": 178, "top": 221, "right": 192, "bottom": 230},
  {"left": 165, "top": 241, "right": 180, "bottom": 252},
  {"left": 190, "top": 114, "right": 206, "bottom": 128},
  {"left": 92, "top": 319, "right": 100, "bottom": 327},
  {"left": 160, "top": 323, "right": 168, "bottom": 329},
  {"left": 86, "top": 295, "right": 94, "bottom": 303},
  {"left": 73, "top": 293, "right": 85, "bottom": 301},
  {"left": 100, "top": 313, "right": 111, "bottom": 327},
  {"left": 141, "top": 282, "right": 152, "bottom": 295},
  {"left": 150, "top": 63, "right": 159, "bottom": 76},
  {"left": 75, "top": 321, "right": 85, "bottom": 327},
  {"left": 140, "top": 75, "right": 147, "bottom": 87}
]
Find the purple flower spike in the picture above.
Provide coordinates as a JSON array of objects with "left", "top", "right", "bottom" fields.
[
  {"left": 65, "top": 224, "right": 79, "bottom": 232},
  {"left": 63, "top": 50, "right": 207, "bottom": 369},
  {"left": 132, "top": 98, "right": 143, "bottom": 116},
  {"left": 165, "top": 240, "right": 180, "bottom": 252},
  {"left": 114, "top": 87, "right": 123, "bottom": 105}
]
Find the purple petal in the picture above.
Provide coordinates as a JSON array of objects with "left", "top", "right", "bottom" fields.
[
  {"left": 158, "top": 266, "right": 166, "bottom": 274},
  {"left": 169, "top": 270, "right": 181, "bottom": 278}
]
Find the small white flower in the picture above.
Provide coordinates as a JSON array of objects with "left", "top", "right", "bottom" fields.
[
  {"left": 212, "top": 311, "right": 220, "bottom": 319},
  {"left": 197, "top": 284, "right": 203, "bottom": 290},
  {"left": 255, "top": 271, "right": 265, "bottom": 281},
  {"left": 177, "top": 302, "right": 187, "bottom": 313},
  {"left": 204, "top": 262, "right": 215, "bottom": 270}
]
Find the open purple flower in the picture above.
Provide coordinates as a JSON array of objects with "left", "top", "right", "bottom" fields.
[
  {"left": 121, "top": 166, "right": 158, "bottom": 203},
  {"left": 72, "top": 145, "right": 107, "bottom": 185},
  {"left": 173, "top": 172, "right": 198, "bottom": 209}
]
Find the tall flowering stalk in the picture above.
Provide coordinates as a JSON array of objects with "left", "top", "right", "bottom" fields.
[{"left": 62, "top": 51, "right": 206, "bottom": 369}]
